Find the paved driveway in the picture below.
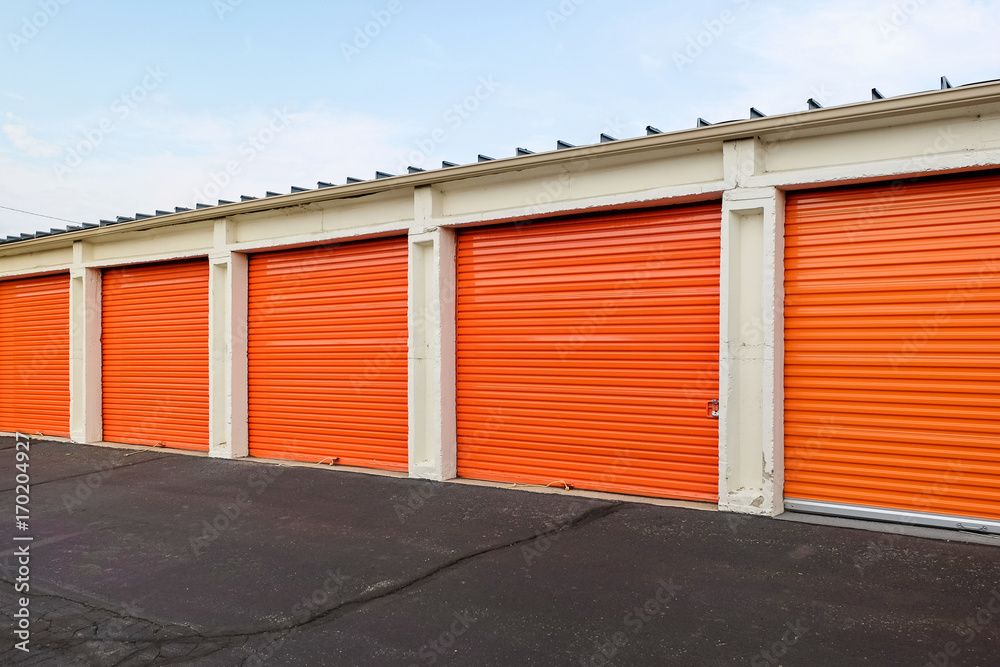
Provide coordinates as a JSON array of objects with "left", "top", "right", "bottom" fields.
[{"left": 1, "top": 436, "right": 998, "bottom": 666}]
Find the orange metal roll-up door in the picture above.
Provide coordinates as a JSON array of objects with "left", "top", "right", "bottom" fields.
[
  {"left": 102, "top": 259, "right": 210, "bottom": 451},
  {"left": 0, "top": 274, "right": 70, "bottom": 437},
  {"left": 456, "top": 204, "right": 722, "bottom": 502},
  {"left": 247, "top": 237, "right": 408, "bottom": 470},
  {"left": 785, "top": 173, "right": 1000, "bottom": 531}
]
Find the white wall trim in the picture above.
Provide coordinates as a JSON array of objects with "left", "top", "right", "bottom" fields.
[
  {"left": 68, "top": 265, "right": 102, "bottom": 443},
  {"left": 208, "top": 250, "right": 249, "bottom": 459},
  {"left": 407, "top": 214, "right": 457, "bottom": 481},
  {"left": 718, "top": 183, "right": 783, "bottom": 516}
]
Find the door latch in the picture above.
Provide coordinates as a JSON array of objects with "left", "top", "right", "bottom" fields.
[{"left": 707, "top": 399, "right": 719, "bottom": 419}]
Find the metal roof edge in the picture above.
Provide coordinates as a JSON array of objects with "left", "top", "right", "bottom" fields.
[{"left": 4, "top": 80, "right": 1000, "bottom": 255}]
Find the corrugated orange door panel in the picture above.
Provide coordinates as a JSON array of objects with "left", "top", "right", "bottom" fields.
[
  {"left": 785, "top": 173, "right": 1000, "bottom": 521},
  {"left": 102, "top": 259, "right": 210, "bottom": 451},
  {"left": 456, "top": 205, "right": 721, "bottom": 502},
  {"left": 247, "top": 237, "right": 408, "bottom": 470},
  {"left": 0, "top": 274, "right": 70, "bottom": 437}
]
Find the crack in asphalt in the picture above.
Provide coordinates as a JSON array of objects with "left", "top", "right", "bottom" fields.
[
  {"left": 3, "top": 501, "right": 625, "bottom": 666},
  {"left": 0, "top": 589, "right": 235, "bottom": 667},
  {"left": 275, "top": 502, "right": 626, "bottom": 629},
  {"left": 226, "top": 502, "right": 626, "bottom": 643},
  {"left": 0, "top": 590, "right": 216, "bottom": 667}
]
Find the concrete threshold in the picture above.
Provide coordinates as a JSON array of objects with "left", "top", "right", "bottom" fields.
[
  {"left": 95, "top": 444, "right": 410, "bottom": 479},
  {"left": 249, "top": 456, "right": 408, "bottom": 478},
  {"left": 448, "top": 477, "right": 718, "bottom": 512},
  {"left": 776, "top": 510, "right": 1000, "bottom": 547},
  {"left": 90, "top": 440, "right": 209, "bottom": 457},
  {"left": 1, "top": 432, "right": 75, "bottom": 444}
]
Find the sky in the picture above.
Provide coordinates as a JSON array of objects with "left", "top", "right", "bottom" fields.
[{"left": 1, "top": 0, "right": 999, "bottom": 237}]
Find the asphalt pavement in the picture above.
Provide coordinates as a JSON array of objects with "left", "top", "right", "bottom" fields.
[{"left": 1, "top": 436, "right": 998, "bottom": 666}]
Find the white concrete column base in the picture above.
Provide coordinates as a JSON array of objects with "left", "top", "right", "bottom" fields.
[
  {"left": 718, "top": 179, "right": 785, "bottom": 516},
  {"left": 69, "top": 263, "right": 102, "bottom": 444},
  {"left": 208, "top": 248, "right": 248, "bottom": 459}
]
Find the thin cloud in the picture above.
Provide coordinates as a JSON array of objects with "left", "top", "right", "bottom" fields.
[
  {"left": 2, "top": 123, "right": 60, "bottom": 158},
  {"left": 0, "top": 104, "right": 404, "bottom": 236}
]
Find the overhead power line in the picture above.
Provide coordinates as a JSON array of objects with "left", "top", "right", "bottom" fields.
[{"left": 0, "top": 204, "right": 86, "bottom": 225}]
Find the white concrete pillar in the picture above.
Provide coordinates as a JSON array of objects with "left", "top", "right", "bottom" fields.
[
  {"left": 408, "top": 186, "right": 457, "bottom": 480},
  {"left": 718, "top": 186, "right": 785, "bottom": 515},
  {"left": 208, "top": 250, "right": 249, "bottom": 458},
  {"left": 69, "top": 260, "right": 102, "bottom": 444}
]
